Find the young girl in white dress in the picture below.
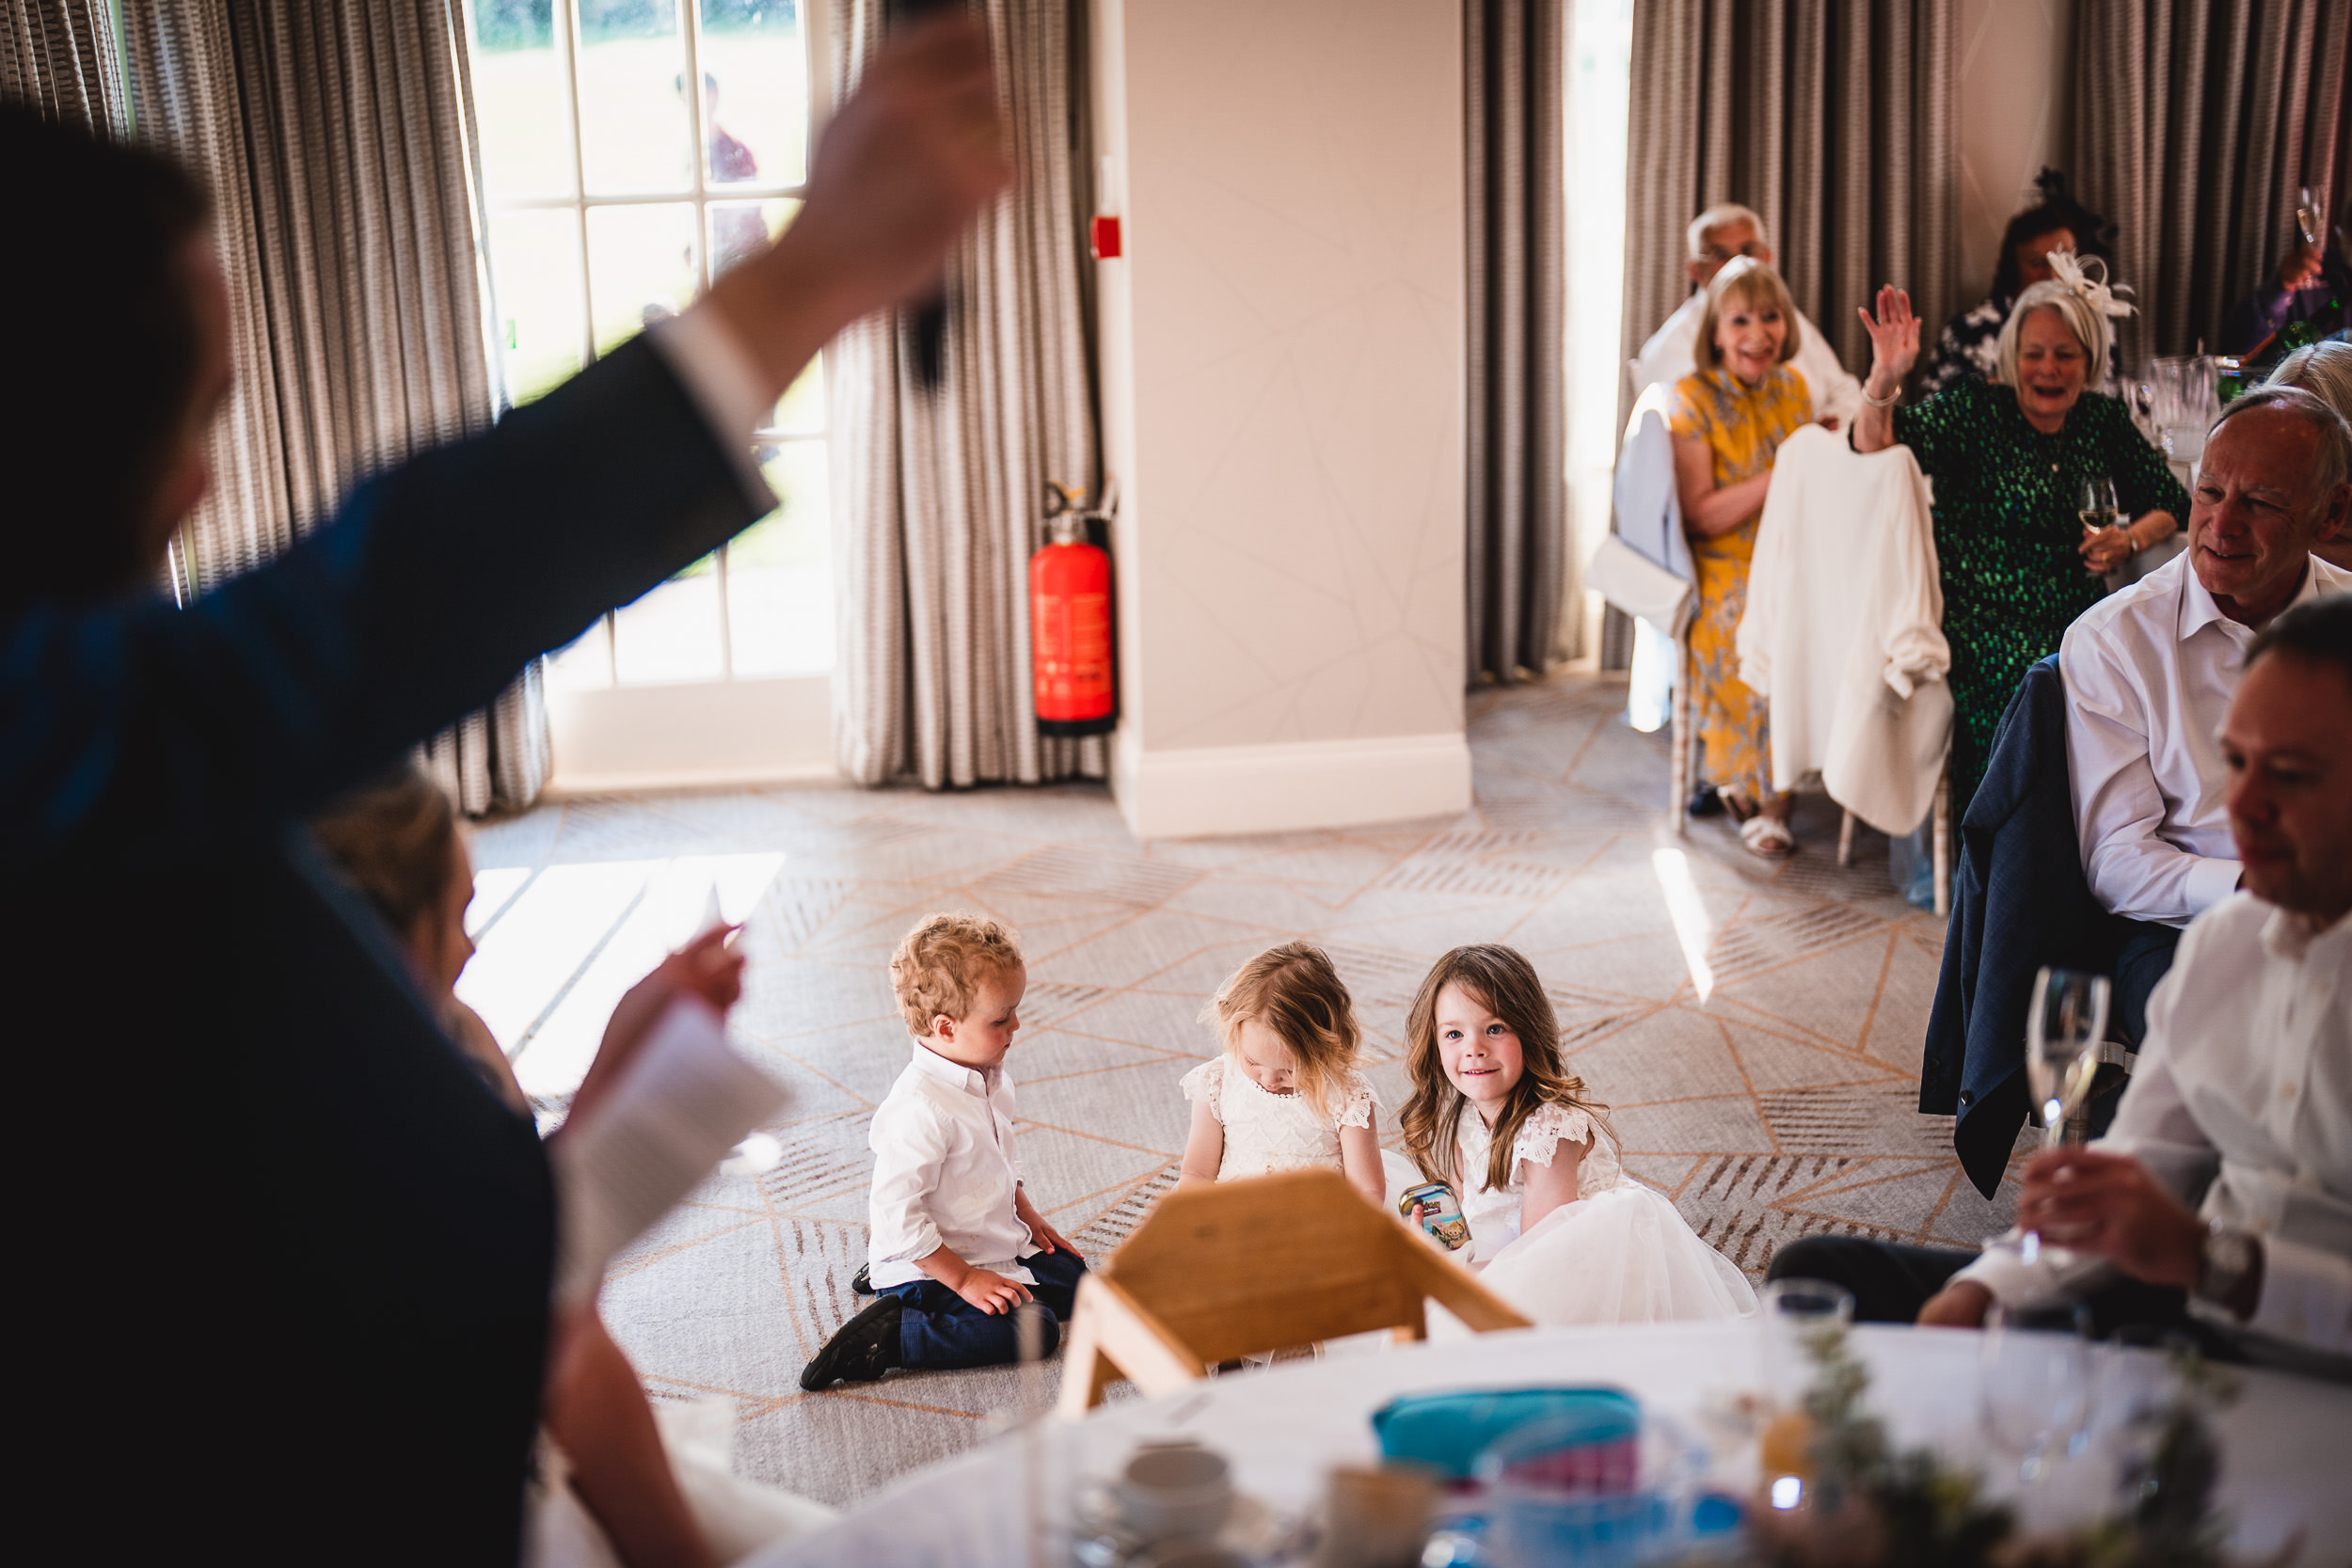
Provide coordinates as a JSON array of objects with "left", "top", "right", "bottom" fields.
[
  {"left": 1179, "top": 942, "right": 1386, "bottom": 1209},
  {"left": 1399, "top": 944, "right": 1755, "bottom": 1325}
]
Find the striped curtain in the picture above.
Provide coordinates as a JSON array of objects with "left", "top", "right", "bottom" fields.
[
  {"left": 829, "top": 0, "right": 1103, "bottom": 789},
  {"left": 1466, "top": 0, "right": 1566, "bottom": 684},
  {"left": 1620, "top": 0, "right": 1956, "bottom": 402},
  {"left": 2072, "top": 0, "right": 2351, "bottom": 369},
  {"left": 1, "top": 0, "right": 128, "bottom": 134},
  {"left": 118, "top": 0, "right": 548, "bottom": 814}
]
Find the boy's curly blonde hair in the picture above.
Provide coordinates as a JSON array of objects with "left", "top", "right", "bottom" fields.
[{"left": 891, "top": 913, "right": 1025, "bottom": 1036}]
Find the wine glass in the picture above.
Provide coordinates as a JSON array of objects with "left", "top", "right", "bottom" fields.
[
  {"left": 2027, "top": 966, "right": 2109, "bottom": 1148},
  {"left": 2077, "top": 478, "right": 2122, "bottom": 576},
  {"left": 1980, "top": 1302, "right": 2093, "bottom": 1490},
  {"left": 1983, "top": 968, "right": 2110, "bottom": 1269}
]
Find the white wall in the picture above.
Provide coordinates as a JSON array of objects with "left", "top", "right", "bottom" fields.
[
  {"left": 1953, "top": 0, "right": 2075, "bottom": 309},
  {"left": 1091, "top": 0, "right": 1470, "bottom": 839}
]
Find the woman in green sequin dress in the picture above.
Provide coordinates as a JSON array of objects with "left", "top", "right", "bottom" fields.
[{"left": 1851, "top": 262, "right": 2187, "bottom": 817}]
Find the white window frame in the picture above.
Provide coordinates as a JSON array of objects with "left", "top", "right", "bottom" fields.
[{"left": 470, "top": 0, "right": 841, "bottom": 789}]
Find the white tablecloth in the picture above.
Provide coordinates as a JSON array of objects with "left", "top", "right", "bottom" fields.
[{"left": 749, "top": 1323, "right": 2352, "bottom": 1565}]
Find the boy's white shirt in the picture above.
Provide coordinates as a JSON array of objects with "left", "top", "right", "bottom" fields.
[{"left": 866, "top": 1040, "right": 1037, "bottom": 1290}]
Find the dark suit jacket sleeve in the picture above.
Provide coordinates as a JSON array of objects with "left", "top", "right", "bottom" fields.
[{"left": 1, "top": 336, "right": 765, "bottom": 869}]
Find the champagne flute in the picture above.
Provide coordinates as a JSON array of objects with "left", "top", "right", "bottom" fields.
[
  {"left": 2298, "top": 185, "right": 2325, "bottom": 246},
  {"left": 2027, "top": 967, "right": 2109, "bottom": 1148},
  {"left": 1984, "top": 967, "right": 2110, "bottom": 1268},
  {"left": 2078, "top": 478, "right": 2122, "bottom": 575}
]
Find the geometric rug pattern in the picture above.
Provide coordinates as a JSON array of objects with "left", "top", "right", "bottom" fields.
[{"left": 464, "top": 671, "right": 2025, "bottom": 1507}]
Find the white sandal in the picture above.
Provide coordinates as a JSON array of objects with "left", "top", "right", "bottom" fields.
[{"left": 1739, "top": 815, "right": 1796, "bottom": 859}]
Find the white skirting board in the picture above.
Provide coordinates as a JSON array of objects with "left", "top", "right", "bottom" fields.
[
  {"left": 1112, "top": 730, "right": 1472, "bottom": 839},
  {"left": 547, "top": 675, "right": 835, "bottom": 796}
]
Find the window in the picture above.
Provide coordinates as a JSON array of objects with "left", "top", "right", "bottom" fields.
[{"left": 468, "top": 0, "right": 834, "bottom": 702}]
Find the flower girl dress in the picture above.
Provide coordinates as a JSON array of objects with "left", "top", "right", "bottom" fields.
[{"left": 1445, "top": 1102, "right": 1756, "bottom": 1326}]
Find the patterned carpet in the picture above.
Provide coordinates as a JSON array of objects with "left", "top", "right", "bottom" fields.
[{"left": 464, "top": 672, "right": 2023, "bottom": 1508}]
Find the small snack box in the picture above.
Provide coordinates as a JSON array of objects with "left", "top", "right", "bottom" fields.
[{"left": 1397, "top": 1180, "right": 1471, "bottom": 1252}]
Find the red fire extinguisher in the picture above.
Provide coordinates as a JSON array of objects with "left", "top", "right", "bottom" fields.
[{"left": 1030, "top": 482, "right": 1117, "bottom": 737}]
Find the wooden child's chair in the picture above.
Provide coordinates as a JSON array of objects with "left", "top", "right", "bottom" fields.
[{"left": 1055, "top": 1167, "right": 1532, "bottom": 1415}]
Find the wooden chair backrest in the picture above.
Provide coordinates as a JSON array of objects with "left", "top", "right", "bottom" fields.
[{"left": 1099, "top": 1167, "right": 1522, "bottom": 1364}]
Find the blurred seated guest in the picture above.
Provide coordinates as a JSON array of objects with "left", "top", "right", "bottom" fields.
[
  {"left": 1668, "top": 259, "right": 1810, "bottom": 857},
  {"left": 2060, "top": 388, "right": 2351, "bottom": 1046},
  {"left": 314, "top": 768, "right": 836, "bottom": 1568},
  {"left": 2221, "top": 191, "right": 2349, "bottom": 357},
  {"left": 1922, "top": 168, "right": 2116, "bottom": 395},
  {"left": 1631, "top": 202, "right": 1862, "bottom": 429},
  {"left": 2267, "top": 341, "right": 2352, "bottom": 570},
  {"left": 1852, "top": 254, "right": 2187, "bottom": 819},
  {"left": 1772, "top": 594, "right": 2352, "bottom": 1373}
]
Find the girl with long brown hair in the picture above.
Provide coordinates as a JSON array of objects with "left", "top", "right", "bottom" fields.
[{"left": 1399, "top": 945, "right": 1755, "bottom": 1324}]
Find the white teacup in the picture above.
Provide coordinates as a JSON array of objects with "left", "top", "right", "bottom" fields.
[{"left": 1115, "top": 1441, "right": 1233, "bottom": 1544}]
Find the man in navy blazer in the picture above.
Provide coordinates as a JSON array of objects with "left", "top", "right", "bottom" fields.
[{"left": 0, "top": 20, "right": 1003, "bottom": 1560}]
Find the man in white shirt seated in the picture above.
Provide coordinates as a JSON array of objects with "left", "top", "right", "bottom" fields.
[
  {"left": 1772, "top": 594, "right": 2352, "bottom": 1373},
  {"left": 1628, "top": 201, "right": 1863, "bottom": 429},
  {"left": 2060, "top": 386, "right": 2352, "bottom": 1047}
]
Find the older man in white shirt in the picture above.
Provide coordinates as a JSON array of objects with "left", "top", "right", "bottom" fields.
[
  {"left": 2060, "top": 387, "right": 2352, "bottom": 1045},
  {"left": 1629, "top": 202, "right": 1864, "bottom": 428},
  {"left": 1773, "top": 594, "right": 2352, "bottom": 1372}
]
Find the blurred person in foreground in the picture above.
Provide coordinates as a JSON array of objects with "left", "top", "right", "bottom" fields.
[
  {"left": 1772, "top": 595, "right": 2352, "bottom": 1377},
  {"left": 314, "top": 770, "right": 833, "bottom": 1566},
  {"left": 0, "top": 18, "right": 1005, "bottom": 1561},
  {"left": 2267, "top": 340, "right": 2352, "bottom": 571}
]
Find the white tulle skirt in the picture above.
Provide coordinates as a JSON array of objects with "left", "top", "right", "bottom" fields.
[{"left": 1475, "top": 1184, "right": 1756, "bottom": 1327}]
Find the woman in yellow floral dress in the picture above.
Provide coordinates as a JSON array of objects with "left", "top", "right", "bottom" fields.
[{"left": 1668, "top": 258, "right": 1814, "bottom": 857}]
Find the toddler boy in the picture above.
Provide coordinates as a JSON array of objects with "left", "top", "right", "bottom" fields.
[{"left": 800, "top": 913, "right": 1087, "bottom": 1388}]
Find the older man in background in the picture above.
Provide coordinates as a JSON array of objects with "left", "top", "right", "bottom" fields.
[
  {"left": 1629, "top": 201, "right": 1864, "bottom": 427},
  {"left": 2060, "top": 387, "right": 2352, "bottom": 1045},
  {"left": 1774, "top": 594, "right": 2352, "bottom": 1373}
]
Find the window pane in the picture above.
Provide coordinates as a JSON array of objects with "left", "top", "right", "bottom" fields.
[
  {"left": 728, "top": 441, "right": 833, "bottom": 675},
  {"left": 471, "top": 1, "right": 573, "bottom": 196},
  {"left": 487, "top": 207, "right": 586, "bottom": 404},
  {"left": 586, "top": 202, "right": 698, "bottom": 356},
  {"left": 707, "top": 196, "right": 791, "bottom": 283},
  {"left": 613, "top": 559, "right": 725, "bottom": 683},
  {"left": 767, "top": 346, "right": 824, "bottom": 436},
  {"left": 546, "top": 616, "right": 613, "bottom": 692},
  {"left": 576, "top": 0, "right": 691, "bottom": 193},
  {"left": 697, "top": 0, "right": 810, "bottom": 188}
]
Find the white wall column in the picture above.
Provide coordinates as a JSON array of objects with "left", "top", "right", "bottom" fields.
[{"left": 1091, "top": 0, "right": 1470, "bottom": 840}]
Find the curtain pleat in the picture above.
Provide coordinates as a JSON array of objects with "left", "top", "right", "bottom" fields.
[
  {"left": 830, "top": 0, "right": 1102, "bottom": 790},
  {"left": 1466, "top": 0, "right": 1565, "bottom": 684},
  {"left": 2074, "top": 0, "right": 2351, "bottom": 369},
  {"left": 1620, "top": 0, "right": 1954, "bottom": 394},
  {"left": 119, "top": 0, "right": 548, "bottom": 814},
  {"left": 1, "top": 0, "right": 127, "bottom": 133}
]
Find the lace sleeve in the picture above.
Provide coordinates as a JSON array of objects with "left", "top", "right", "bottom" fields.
[
  {"left": 1331, "top": 1069, "right": 1377, "bottom": 1131},
  {"left": 1514, "top": 1102, "right": 1595, "bottom": 1170},
  {"left": 1178, "top": 1056, "right": 1225, "bottom": 1123}
]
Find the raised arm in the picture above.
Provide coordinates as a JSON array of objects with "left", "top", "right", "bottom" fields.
[{"left": 1851, "top": 286, "right": 1919, "bottom": 454}]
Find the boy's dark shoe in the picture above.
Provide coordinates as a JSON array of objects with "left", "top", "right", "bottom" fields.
[
  {"left": 851, "top": 1261, "right": 874, "bottom": 1295},
  {"left": 801, "top": 1295, "right": 903, "bottom": 1390}
]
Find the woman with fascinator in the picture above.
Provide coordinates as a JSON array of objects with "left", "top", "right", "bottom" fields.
[{"left": 1851, "top": 253, "right": 2186, "bottom": 817}]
